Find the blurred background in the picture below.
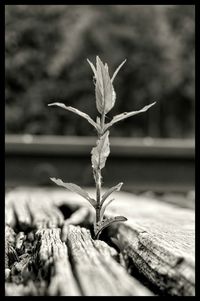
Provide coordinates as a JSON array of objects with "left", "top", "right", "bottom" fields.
[
  {"left": 5, "top": 4, "right": 195, "bottom": 138},
  {"left": 5, "top": 5, "right": 195, "bottom": 205}
]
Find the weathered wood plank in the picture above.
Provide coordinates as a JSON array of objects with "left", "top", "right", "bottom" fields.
[
  {"left": 65, "top": 225, "right": 153, "bottom": 296},
  {"left": 61, "top": 207, "right": 93, "bottom": 241},
  {"left": 5, "top": 196, "right": 16, "bottom": 228},
  {"left": 5, "top": 188, "right": 195, "bottom": 296},
  {"left": 106, "top": 192, "right": 195, "bottom": 296},
  {"left": 28, "top": 194, "right": 64, "bottom": 229},
  {"left": 5, "top": 225, "right": 17, "bottom": 279},
  {"left": 35, "top": 228, "right": 81, "bottom": 296},
  {"left": 5, "top": 189, "right": 64, "bottom": 229},
  {"left": 5, "top": 281, "right": 39, "bottom": 296}
]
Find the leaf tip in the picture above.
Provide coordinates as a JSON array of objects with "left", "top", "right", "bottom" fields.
[
  {"left": 117, "top": 182, "right": 123, "bottom": 191},
  {"left": 117, "top": 216, "right": 128, "bottom": 222},
  {"left": 48, "top": 102, "right": 60, "bottom": 107}
]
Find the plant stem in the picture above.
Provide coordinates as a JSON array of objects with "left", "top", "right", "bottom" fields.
[
  {"left": 96, "top": 169, "right": 101, "bottom": 223},
  {"left": 101, "top": 113, "right": 105, "bottom": 134},
  {"left": 95, "top": 112, "right": 105, "bottom": 224}
]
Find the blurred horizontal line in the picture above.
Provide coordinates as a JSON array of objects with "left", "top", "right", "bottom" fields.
[{"left": 5, "top": 135, "right": 195, "bottom": 158}]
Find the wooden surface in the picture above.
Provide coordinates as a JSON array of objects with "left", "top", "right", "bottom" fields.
[
  {"left": 5, "top": 187, "right": 195, "bottom": 296},
  {"left": 105, "top": 193, "right": 195, "bottom": 296}
]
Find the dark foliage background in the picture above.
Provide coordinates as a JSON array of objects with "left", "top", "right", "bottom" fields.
[{"left": 5, "top": 5, "right": 195, "bottom": 138}]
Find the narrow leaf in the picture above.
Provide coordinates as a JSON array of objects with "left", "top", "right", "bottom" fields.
[
  {"left": 87, "top": 59, "right": 97, "bottom": 78},
  {"left": 97, "top": 56, "right": 115, "bottom": 114},
  {"left": 111, "top": 59, "right": 127, "bottom": 83},
  {"left": 95, "top": 84, "right": 104, "bottom": 114},
  {"left": 100, "top": 198, "right": 115, "bottom": 219},
  {"left": 88, "top": 57, "right": 104, "bottom": 114},
  {"left": 88, "top": 56, "right": 116, "bottom": 114},
  {"left": 101, "top": 182, "right": 123, "bottom": 205},
  {"left": 104, "top": 101, "right": 156, "bottom": 131},
  {"left": 50, "top": 177, "right": 96, "bottom": 208},
  {"left": 94, "top": 216, "right": 127, "bottom": 239},
  {"left": 48, "top": 102, "right": 100, "bottom": 132},
  {"left": 91, "top": 131, "right": 110, "bottom": 170},
  {"left": 96, "top": 56, "right": 104, "bottom": 90}
]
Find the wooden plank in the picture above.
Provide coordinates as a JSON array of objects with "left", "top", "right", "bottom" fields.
[
  {"left": 5, "top": 196, "right": 16, "bottom": 228},
  {"left": 105, "top": 192, "right": 195, "bottom": 296},
  {"left": 5, "top": 281, "right": 39, "bottom": 296},
  {"left": 65, "top": 225, "right": 153, "bottom": 296},
  {"left": 5, "top": 188, "right": 195, "bottom": 296},
  {"left": 5, "top": 225, "right": 17, "bottom": 275},
  {"left": 5, "top": 189, "right": 64, "bottom": 229},
  {"left": 35, "top": 228, "right": 81, "bottom": 296}
]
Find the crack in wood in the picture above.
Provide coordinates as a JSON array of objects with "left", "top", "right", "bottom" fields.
[{"left": 5, "top": 188, "right": 195, "bottom": 296}]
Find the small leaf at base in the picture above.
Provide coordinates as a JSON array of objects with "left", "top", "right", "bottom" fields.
[{"left": 94, "top": 216, "right": 127, "bottom": 239}]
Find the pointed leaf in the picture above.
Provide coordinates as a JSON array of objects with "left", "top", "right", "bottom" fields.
[
  {"left": 87, "top": 59, "right": 97, "bottom": 78},
  {"left": 94, "top": 216, "right": 127, "bottom": 239},
  {"left": 48, "top": 102, "right": 100, "bottom": 132},
  {"left": 100, "top": 198, "right": 115, "bottom": 219},
  {"left": 88, "top": 57, "right": 104, "bottom": 114},
  {"left": 111, "top": 59, "right": 126, "bottom": 83},
  {"left": 104, "top": 102, "right": 156, "bottom": 131},
  {"left": 97, "top": 56, "right": 115, "bottom": 114},
  {"left": 91, "top": 131, "right": 110, "bottom": 170},
  {"left": 96, "top": 56, "right": 104, "bottom": 90},
  {"left": 50, "top": 177, "right": 96, "bottom": 208},
  {"left": 101, "top": 182, "right": 123, "bottom": 205},
  {"left": 88, "top": 56, "right": 116, "bottom": 114},
  {"left": 95, "top": 84, "right": 104, "bottom": 114}
]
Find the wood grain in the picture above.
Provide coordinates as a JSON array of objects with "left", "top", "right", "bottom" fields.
[
  {"left": 65, "top": 225, "right": 152, "bottom": 296},
  {"left": 106, "top": 191, "right": 195, "bottom": 296},
  {"left": 5, "top": 187, "right": 195, "bottom": 296}
]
